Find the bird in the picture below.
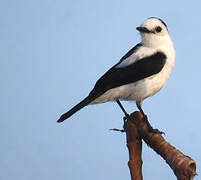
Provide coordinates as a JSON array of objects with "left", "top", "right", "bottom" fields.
[{"left": 57, "top": 17, "right": 175, "bottom": 124}]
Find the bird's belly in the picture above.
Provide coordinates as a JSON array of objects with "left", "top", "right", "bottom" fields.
[
  {"left": 120, "top": 62, "right": 173, "bottom": 101},
  {"left": 90, "top": 62, "right": 173, "bottom": 104}
]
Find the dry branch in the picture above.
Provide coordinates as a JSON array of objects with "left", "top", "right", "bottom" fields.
[
  {"left": 126, "top": 111, "right": 196, "bottom": 180},
  {"left": 126, "top": 116, "right": 143, "bottom": 180}
]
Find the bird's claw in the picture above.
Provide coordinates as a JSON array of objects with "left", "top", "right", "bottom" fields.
[
  {"left": 109, "top": 128, "right": 125, "bottom": 132},
  {"left": 142, "top": 115, "right": 165, "bottom": 135},
  {"left": 148, "top": 127, "right": 165, "bottom": 135},
  {"left": 110, "top": 114, "right": 131, "bottom": 133}
]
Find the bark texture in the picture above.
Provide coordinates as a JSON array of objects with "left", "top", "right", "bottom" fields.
[{"left": 125, "top": 111, "right": 196, "bottom": 180}]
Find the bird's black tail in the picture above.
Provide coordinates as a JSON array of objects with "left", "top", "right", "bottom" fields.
[{"left": 57, "top": 95, "right": 97, "bottom": 123}]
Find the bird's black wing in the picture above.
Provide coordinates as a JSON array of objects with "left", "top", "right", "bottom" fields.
[
  {"left": 89, "top": 51, "right": 166, "bottom": 96},
  {"left": 57, "top": 44, "right": 143, "bottom": 122}
]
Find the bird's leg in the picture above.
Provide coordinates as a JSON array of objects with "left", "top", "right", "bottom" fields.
[
  {"left": 116, "top": 99, "right": 130, "bottom": 119},
  {"left": 136, "top": 101, "right": 164, "bottom": 134},
  {"left": 136, "top": 101, "right": 145, "bottom": 116},
  {"left": 116, "top": 99, "right": 132, "bottom": 131},
  {"left": 110, "top": 99, "right": 131, "bottom": 132}
]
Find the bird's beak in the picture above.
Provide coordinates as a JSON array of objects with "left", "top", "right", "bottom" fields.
[{"left": 136, "top": 26, "right": 151, "bottom": 33}]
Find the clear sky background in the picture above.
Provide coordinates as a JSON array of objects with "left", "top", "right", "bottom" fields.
[{"left": 1, "top": 0, "right": 201, "bottom": 179}]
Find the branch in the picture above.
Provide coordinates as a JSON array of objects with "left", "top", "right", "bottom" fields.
[
  {"left": 126, "top": 111, "right": 197, "bottom": 180},
  {"left": 126, "top": 116, "right": 143, "bottom": 180}
]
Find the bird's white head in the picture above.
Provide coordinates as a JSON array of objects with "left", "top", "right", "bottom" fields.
[{"left": 136, "top": 17, "right": 174, "bottom": 50}]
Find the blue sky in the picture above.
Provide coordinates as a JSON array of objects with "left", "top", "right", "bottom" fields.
[{"left": 1, "top": 0, "right": 201, "bottom": 179}]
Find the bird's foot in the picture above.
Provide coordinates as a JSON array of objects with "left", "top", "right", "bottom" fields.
[
  {"left": 110, "top": 114, "right": 131, "bottom": 133},
  {"left": 148, "top": 126, "right": 164, "bottom": 135},
  {"left": 143, "top": 115, "right": 165, "bottom": 135},
  {"left": 109, "top": 128, "right": 125, "bottom": 132}
]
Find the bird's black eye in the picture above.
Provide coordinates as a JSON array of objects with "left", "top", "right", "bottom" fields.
[{"left": 155, "top": 26, "right": 162, "bottom": 33}]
